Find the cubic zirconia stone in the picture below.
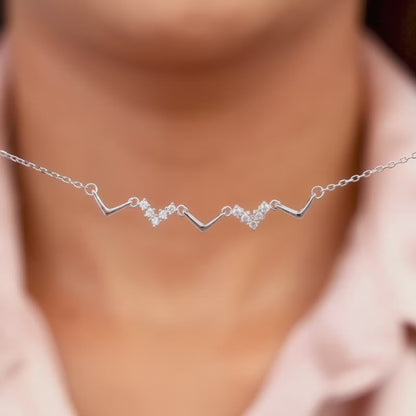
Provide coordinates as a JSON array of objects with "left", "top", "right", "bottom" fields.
[
  {"left": 233, "top": 205, "right": 244, "bottom": 217},
  {"left": 159, "top": 209, "right": 168, "bottom": 220},
  {"left": 259, "top": 202, "right": 271, "bottom": 213},
  {"left": 254, "top": 211, "right": 264, "bottom": 221},
  {"left": 240, "top": 213, "right": 250, "bottom": 223},
  {"left": 151, "top": 216, "right": 161, "bottom": 227},
  {"left": 166, "top": 203, "right": 176, "bottom": 215},
  {"left": 139, "top": 199, "right": 151, "bottom": 210},
  {"left": 249, "top": 221, "right": 258, "bottom": 230},
  {"left": 144, "top": 208, "right": 156, "bottom": 218}
]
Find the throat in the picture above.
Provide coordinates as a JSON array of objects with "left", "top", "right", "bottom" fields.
[
  {"left": 13, "top": 0, "right": 362, "bottom": 322},
  {"left": 12, "top": 3, "right": 365, "bottom": 414}
]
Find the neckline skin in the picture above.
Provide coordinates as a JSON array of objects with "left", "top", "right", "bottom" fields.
[{"left": 6, "top": 2, "right": 368, "bottom": 415}]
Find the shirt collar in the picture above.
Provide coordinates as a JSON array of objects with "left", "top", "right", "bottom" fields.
[
  {"left": 358, "top": 34, "right": 416, "bottom": 327},
  {"left": 0, "top": 36, "right": 27, "bottom": 372},
  {"left": 0, "top": 39, "right": 77, "bottom": 415},
  {"left": 245, "top": 33, "right": 416, "bottom": 415}
]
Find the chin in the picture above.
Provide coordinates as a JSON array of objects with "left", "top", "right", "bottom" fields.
[
  {"left": 83, "top": 0, "right": 289, "bottom": 66},
  {"left": 19, "top": 0, "right": 328, "bottom": 67},
  {"left": 27, "top": 0, "right": 299, "bottom": 67}
]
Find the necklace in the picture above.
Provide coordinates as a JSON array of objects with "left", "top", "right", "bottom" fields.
[{"left": 1, "top": 149, "right": 415, "bottom": 232}]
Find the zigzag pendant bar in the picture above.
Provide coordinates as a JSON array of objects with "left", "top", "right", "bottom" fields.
[
  {"left": 83, "top": 183, "right": 317, "bottom": 232},
  {"left": 3, "top": 148, "right": 415, "bottom": 232},
  {"left": 181, "top": 210, "right": 227, "bottom": 232},
  {"left": 91, "top": 191, "right": 132, "bottom": 216}
]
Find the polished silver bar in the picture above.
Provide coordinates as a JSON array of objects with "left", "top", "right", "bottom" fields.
[
  {"left": 182, "top": 210, "right": 226, "bottom": 232},
  {"left": 92, "top": 191, "right": 132, "bottom": 216},
  {"left": 274, "top": 194, "right": 316, "bottom": 219}
]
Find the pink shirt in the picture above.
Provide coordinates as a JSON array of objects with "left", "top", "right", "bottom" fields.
[{"left": 0, "top": 34, "right": 416, "bottom": 416}]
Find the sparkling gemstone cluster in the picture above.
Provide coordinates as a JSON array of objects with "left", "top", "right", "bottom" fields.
[
  {"left": 231, "top": 201, "right": 272, "bottom": 230},
  {"left": 138, "top": 199, "right": 177, "bottom": 227}
]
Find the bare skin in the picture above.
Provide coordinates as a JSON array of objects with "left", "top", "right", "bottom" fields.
[{"left": 9, "top": 0, "right": 363, "bottom": 415}]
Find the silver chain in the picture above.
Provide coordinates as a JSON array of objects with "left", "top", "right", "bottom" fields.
[
  {"left": 0, "top": 150, "right": 85, "bottom": 190},
  {"left": 1, "top": 148, "right": 415, "bottom": 232},
  {"left": 310, "top": 151, "right": 416, "bottom": 199}
]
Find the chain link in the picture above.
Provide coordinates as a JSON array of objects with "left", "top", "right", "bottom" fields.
[
  {"left": 221, "top": 206, "right": 233, "bottom": 217},
  {"left": 311, "top": 151, "right": 416, "bottom": 199},
  {"left": 0, "top": 149, "right": 85, "bottom": 190},
  {"left": 176, "top": 204, "right": 189, "bottom": 216}
]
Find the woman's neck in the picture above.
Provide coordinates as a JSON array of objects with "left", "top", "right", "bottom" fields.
[{"left": 11, "top": 1, "right": 362, "bottom": 324}]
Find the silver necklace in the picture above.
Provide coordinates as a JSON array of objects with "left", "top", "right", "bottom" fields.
[{"left": 1, "top": 149, "right": 415, "bottom": 232}]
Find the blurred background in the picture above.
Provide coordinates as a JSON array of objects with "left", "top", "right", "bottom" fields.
[
  {"left": 0, "top": 0, "right": 414, "bottom": 72},
  {"left": 366, "top": 0, "right": 416, "bottom": 72}
]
